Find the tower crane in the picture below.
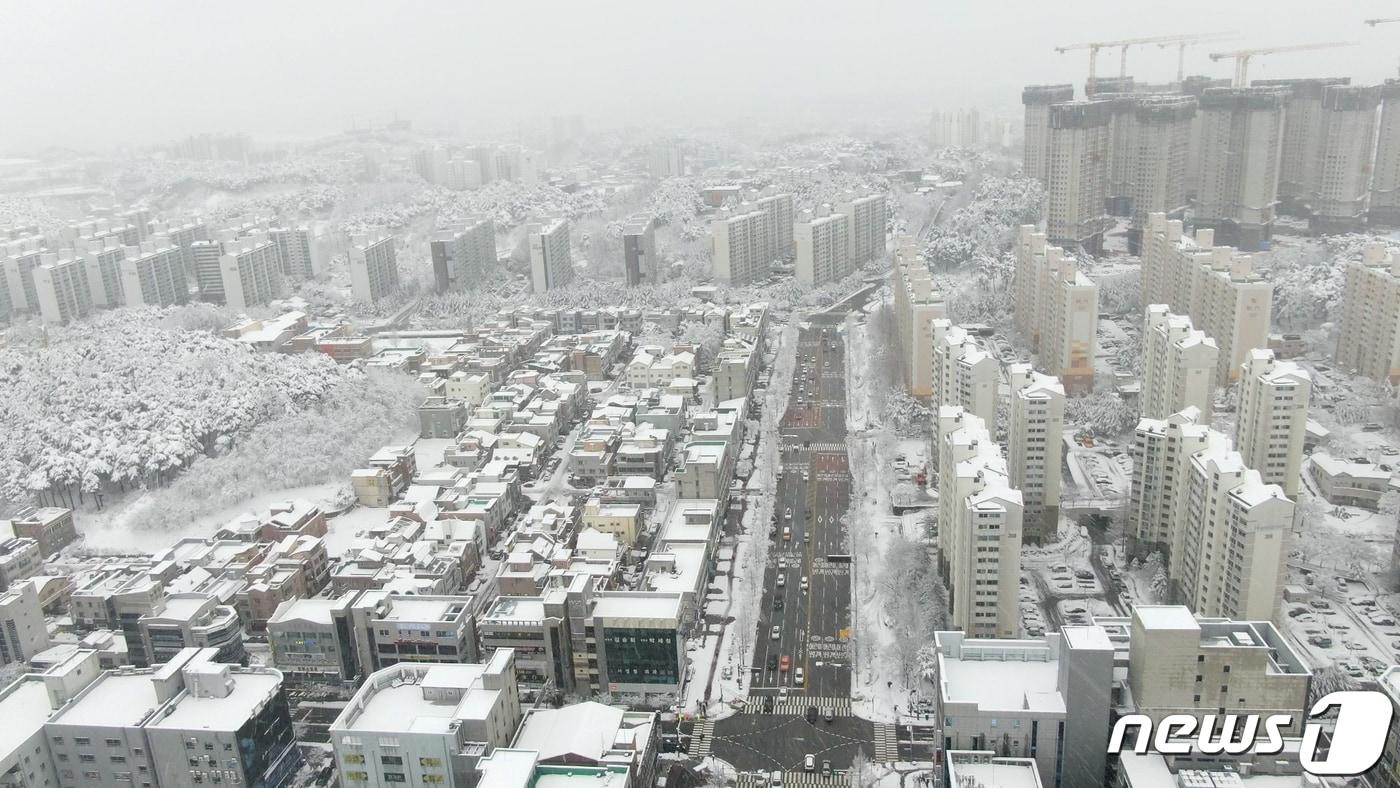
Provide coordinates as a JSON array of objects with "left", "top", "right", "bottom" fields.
[
  {"left": 1364, "top": 18, "right": 1400, "bottom": 76},
  {"left": 1057, "top": 32, "right": 1239, "bottom": 85},
  {"left": 1156, "top": 33, "right": 1240, "bottom": 82},
  {"left": 1209, "top": 41, "right": 1359, "bottom": 87}
]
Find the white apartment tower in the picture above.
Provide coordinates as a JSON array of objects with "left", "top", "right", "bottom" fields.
[
  {"left": 120, "top": 242, "right": 189, "bottom": 307},
  {"left": 1310, "top": 84, "right": 1381, "bottom": 234},
  {"left": 1140, "top": 214, "right": 1272, "bottom": 384},
  {"left": 1140, "top": 305, "right": 1218, "bottom": 420},
  {"left": 220, "top": 238, "right": 286, "bottom": 312},
  {"left": 1235, "top": 348, "right": 1311, "bottom": 498},
  {"left": 1013, "top": 227, "right": 1099, "bottom": 394},
  {"left": 33, "top": 253, "right": 96, "bottom": 325},
  {"left": 794, "top": 209, "right": 851, "bottom": 288},
  {"left": 1252, "top": 77, "right": 1350, "bottom": 210},
  {"left": 0, "top": 582, "right": 49, "bottom": 665},
  {"left": 890, "top": 237, "right": 946, "bottom": 396},
  {"left": 1022, "top": 84, "right": 1075, "bottom": 184},
  {"left": 431, "top": 218, "right": 496, "bottom": 293},
  {"left": 349, "top": 235, "right": 400, "bottom": 303},
  {"left": 1194, "top": 87, "right": 1288, "bottom": 251},
  {"left": 267, "top": 225, "right": 319, "bottom": 281},
  {"left": 754, "top": 192, "right": 795, "bottom": 263},
  {"left": 1007, "top": 364, "right": 1065, "bottom": 544},
  {"left": 835, "top": 192, "right": 887, "bottom": 264},
  {"left": 76, "top": 236, "right": 127, "bottom": 307},
  {"left": 936, "top": 407, "right": 1023, "bottom": 639},
  {"left": 1372, "top": 80, "right": 1400, "bottom": 226},
  {"left": 930, "top": 321, "right": 998, "bottom": 424},
  {"left": 1128, "top": 96, "right": 1197, "bottom": 247},
  {"left": 527, "top": 218, "right": 573, "bottom": 293},
  {"left": 1128, "top": 407, "right": 1292, "bottom": 620},
  {"left": 711, "top": 207, "right": 770, "bottom": 286},
  {"left": 1336, "top": 241, "right": 1400, "bottom": 382},
  {"left": 1045, "top": 101, "right": 1112, "bottom": 254}
]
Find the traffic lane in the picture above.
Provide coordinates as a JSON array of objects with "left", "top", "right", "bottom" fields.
[{"left": 711, "top": 715, "right": 874, "bottom": 772}]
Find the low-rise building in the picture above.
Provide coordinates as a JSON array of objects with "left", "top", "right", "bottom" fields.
[{"left": 1310, "top": 453, "right": 1395, "bottom": 509}]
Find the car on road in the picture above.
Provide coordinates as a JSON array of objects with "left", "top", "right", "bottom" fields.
[
  {"left": 785, "top": 507, "right": 792, "bottom": 519},
  {"left": 777, "top": 574, "right": 786, "bottom": 588},
  {"left": 804, "top": 755, "right": 816, "bottom": 772},
  {"left": 768, "top": 654, "right": 779, "bottom": 670},
  {"left": 825, "top": 707, "right": 834, "bottom": 723},
  {"left": 805, "top": 706, "right": 819, "bottom": 724},
  {"left": 780, "top": 656, "right": 791, "bottom": 672},
  {"left": 773, "top": 597, "right": 784, "bottom": 611},
  {"left": 771, "top": 771, "right": 783, "bottom": 788},
  {"left": 800, "top": 576, "right": 809, "bottom": 591},
  {"left": 822, "top": 761, "right": 832, "bottom": 777},
  {"left": 783, "top": 526, "right": 792, "bottom": 541},
  {"left": 771, "top": 625, "right": 781, "bottom": 640},
  {"left": 802, "top": 471, "right": 809, "bottom": 481},
  {"left": 763, "top": 696, "right": 775, "bottom": 713},
  {"left": 794, "top": 667, "right": 805, "bottom": 685}
]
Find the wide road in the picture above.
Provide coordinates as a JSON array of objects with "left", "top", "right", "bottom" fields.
[{"left": 711, "top": 316, "right": 873, "bottom": 776}]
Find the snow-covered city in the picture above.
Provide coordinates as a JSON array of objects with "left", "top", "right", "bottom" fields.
[{"left": 8, "top": 3, "right": 1400, "bottom": 788}]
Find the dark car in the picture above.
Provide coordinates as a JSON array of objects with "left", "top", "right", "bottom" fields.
[
  {"left": 767, "top": 654, "right": 779, "bottom": 670},
  {"left": 805, "top": 706, "right": 819, "bottom": 724},
  {"left": 763, "top": 695, "right": 775, "bottom": 713},
  {"left": 774, "top": 597, "right": 785, "bottom": 611}
]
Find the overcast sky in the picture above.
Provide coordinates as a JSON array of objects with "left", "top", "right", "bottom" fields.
[{"left": 4, "top": 0, "right": 1400, "bottom": 152}]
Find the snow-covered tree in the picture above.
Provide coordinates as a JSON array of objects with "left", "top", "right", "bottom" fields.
[{"left": 1064, "top": 392, "right": 1138, "bottom": 438}]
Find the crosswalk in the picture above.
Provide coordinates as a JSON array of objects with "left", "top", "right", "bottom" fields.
[
  {"left": 690, "top": 719, "right": 716, "bottom": 757},
  {"left": 737, "top": 772, "right": 847, "bottom": 788},
  {"left": 873, "top": 722, "right": 898, "bottom": 763},
  {"left": 801, "top": 442, "right": 846, "bottom": 452},
  {"left": 740, "top": 695, "right": 853, "bottom": 716}
]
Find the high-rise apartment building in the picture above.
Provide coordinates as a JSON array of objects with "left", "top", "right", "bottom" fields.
[
  {"left": 190, "top": 238, "right": 227, "bottom": 302},
  {"left": 1337, "top": 241, "right": 1400, "bottom": 382},
  {"left": 794, "top": 209, "right": 851, "bottom": 288},
  {"left": 1022, "top": 84, "right": 1075, "bottom": 184},
  {"left": 33, "top": 253, "right": 96, "bottom": 325},
  {"left": 1128, "top": 407, "right": 1292, "bottom": 620},
  {"left": 1194, "top": 87, "right": 1288, "bottom": 251},
  {"left": 220, "top": 238, "right": 286, "bottom": 312},
  {"left": 621, "top": 215, "right": 658, "bottom": 287},
  {"left": 754, "top": 192, "right": 795, "bottom": 263},
  {"left": 1128, "top": 95, "right": 1197, "bottom": 251},
  {"left": 930, "top": 320, "right": 998, "bottom": 424},
  {"left": 1045, "top": 101, "right": 1112, "bottom": 254},
  {"left": 77, "top": 237, "right": 127, "bottom": 307},
  {"left": 1253, "top": 77, "right": 1350, "bottom": 211},
  {"left": 1373, "top": 80, "right": 1400, "bottom": 226},
  {"left": 1007, "top": 364, "right": 1065, "bottom": 544},
  {"left": 890, "top": 237, "right": 946, "bottom": 396},
  {"left": 1235, "top": 348, "right": 1311, "bottom": 498},
  {"left": 936, "top": 407, "right": 1022, "bottom": 638},
  {"left": 1012, "top": 227, "right": 1099, "bottom": 394},
  {"left": 527, "top": 218, "right": 573, "bottom": 293},
  {"left": 1310, "top": 84, "right": 1381, "bottom": 234},
  {"left": 1101, "top": 94, "right": 1138, "bottom": 218},
  {"left": 349, "top": 235, "right": 400, "bottom": 303},
  {"left": 431, "top": 218, "right": 496, "bottom": 293},
  {"left": 1140, "top": 305, "right": 1218, "bottom": 420},
  {"left": 1, "top": 246, "right": 42, "bottom": 317},
  {"left": 150, "top": 218, "right": 209, "bottom": 280},
  {"left": 711, "top": 207, "right": 769, "bottom": 286},
  {"left": 266, "top": 225, "right": 319, "bottom": 281},
  {"left": 1140, "top": 214, "right": 1272, "bottom": 384},
  {"left": 835, "top": 192, "right": 887, "bottom": 264},
  {"left": 0, "top": 582, "right": 49, "bottom": 665},
  {"left": 120, "top": 241, "right": 189, "bottom": 307},
  {"left": 1180, "top": 75, "right": 1233, "bottom": 198}
]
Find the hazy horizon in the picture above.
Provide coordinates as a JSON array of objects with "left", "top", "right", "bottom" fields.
[{"left": 5, "top": 0, "right": 1400, "bottom": 152}]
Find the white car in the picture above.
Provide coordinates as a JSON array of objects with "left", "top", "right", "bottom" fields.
[
  {"left": 771, "top": 626, "right": 781, "bottom": 640},
  {"left": 804, "top": 755, "right": 815, "bottom": 772}
]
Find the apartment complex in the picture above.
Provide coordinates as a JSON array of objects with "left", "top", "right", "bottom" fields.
[
  {"left": 1194, "top": 87, "right": 1288, "bottom": 250},
  {"left": 120, "top": 242, "right": 188, "bottom": 307},
  {"left": 527, "top": 218, "right": 573, "bottom": 293},
  {"left": 349, "top": 235, "right": 400, "bottom": 303},
  {"left": 1140, "top": 214, "right": 1272, "bottom": 384},
  {"left": 1022, "top": 84, "right": 1075, "bottom": 184},
  {"left": 33, "top": 253, "right": 96, "bottom": 325},
  {"left": 1045, "top": 101, "right": 1112, "bottom": 253},
  {"left": 266, "top": 226, "right": 319, "bottom": 281},
  {"left": 889, "top": 238, "right": 946, "bottom": 396},
  {"left": 1253, "top": 77, "right": 1349, "bottom": 211},
  {"left": 794, "top": 209, "right": 850, "bottom": 288},
  {"left": 1235, "top": 349, "right": 1311, "bottom": 498},
  {"left": 835, "top": 191, "right": 887, "bottom": 264},
  {"left": 1140, "top": 305, "right": 1218, "bottom": 420},
  {"left": 1012, "top": 227, "right": 1099, "bottom": 394},
  {"left": 621, "top": 215, "right": 658, "bottom": 287},
  {"left": 936, "top": 408, "right": 1022, "bottom": 638},
  {"left": 1310, "top": 85, "right": 1381, "bottom": 233},
  {"left": 1128, "top": 408, "right": 1292, "bottom": 620},
  {"left": 1336, "top": 241, "right": 1400, "bottom": 382},
  {"left": 1007, "top": 364, "right": 1065, "bottom": 545},
  {"left": 930, "top": 321, "right": 997, "bottom": 424},
  {"left": 711, "top": 206, "right": 770, "bottom": 286},
  {"left": 431, "top": 218, "right": 496, "bottom": 293},
  {"left": 220, "top": 238, "right": 285, "bottom": 312},
  {"left": 1127, "top": 95, "right": 1197, "bottom": 247}
]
